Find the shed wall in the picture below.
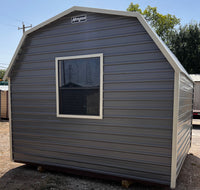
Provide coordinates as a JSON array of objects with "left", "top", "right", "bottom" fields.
[
  {"left": 176, "top": 73, "right": 193, "bottom": 177},
  {"left": 1, "top": 91, "right": 8, "bottom": 119},
  {"left": 10, "top": 11, "right": 174, "bottom": 185},
  {"left": 193, "top": 81, "right": 200, "bottom": 110}
]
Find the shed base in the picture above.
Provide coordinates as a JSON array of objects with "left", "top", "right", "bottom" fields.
[{"left": 14, "top": 159, "right": 169, "bottom": 189}]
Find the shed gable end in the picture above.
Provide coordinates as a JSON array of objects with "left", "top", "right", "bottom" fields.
[{"left": 11, "top": 11, "right": 174, "bottom": 185}]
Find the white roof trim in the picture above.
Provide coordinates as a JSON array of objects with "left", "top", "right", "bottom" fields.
[
  {"left": 190, "top": 74, "right": 200, "bottom": 82},
  {"left": 3, "top": 6, "right": 192, "bottom": 81}
]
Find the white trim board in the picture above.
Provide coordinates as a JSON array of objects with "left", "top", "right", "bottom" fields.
[
  {"left": 170, "top": 72, "right": 180, "bottom": 189},
  {"left": 8, "top": 78, "right": 13, "bottom": 161},
  {"left": 55, "top": 53, "right": 103, "bottom": 119},
  {"left": 3, "top": 6, "right": 192, "bottom": 82}
]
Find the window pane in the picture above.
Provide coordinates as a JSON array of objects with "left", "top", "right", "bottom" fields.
[{"left": 58, "top": 57, "right": 100, "bottom": 116}]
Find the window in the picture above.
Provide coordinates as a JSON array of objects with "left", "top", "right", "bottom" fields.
[{"left": 56, "top": 54, "right": 103, "bottom": 119}]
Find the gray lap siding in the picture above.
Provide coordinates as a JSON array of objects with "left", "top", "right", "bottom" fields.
[{"left": 10, "top": 11, "right": 174, "bottom": 185}]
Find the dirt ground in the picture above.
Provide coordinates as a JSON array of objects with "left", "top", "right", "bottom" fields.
[{"left": 0, "top": 122, "right": 200, "bottom": 190}]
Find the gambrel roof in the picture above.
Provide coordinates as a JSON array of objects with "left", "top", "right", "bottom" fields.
[{"left": 3, "top": 6, "right": 192, "bottom": 81}]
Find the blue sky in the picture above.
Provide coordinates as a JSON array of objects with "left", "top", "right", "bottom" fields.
[{"left": 1, "top": 0, "right": 200, "bottom": 69}]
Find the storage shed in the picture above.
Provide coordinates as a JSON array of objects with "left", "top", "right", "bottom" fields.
[
  {"left": 4, "top": 6, "right": 193, "bottom": 189},
  {"left": 0, "top": 86, "right": 9, "bottom": 119},
  {"left": 190, "top": 74, "right": 200, "bottom": 111},
  {"left": 1, "top": 90, "right": 8, "bottom": 119}
]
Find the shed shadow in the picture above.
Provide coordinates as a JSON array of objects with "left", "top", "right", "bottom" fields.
[
  {"left": 0, "top": 163, "right": 169, "bottom": 190},
  {"left": 1, "top": 154, "right": 199, "bottom": 190}
]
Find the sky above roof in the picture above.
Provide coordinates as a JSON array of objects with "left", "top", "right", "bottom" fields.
[{"left": 1, "top": 0, "right": 199, "bottom": 70}]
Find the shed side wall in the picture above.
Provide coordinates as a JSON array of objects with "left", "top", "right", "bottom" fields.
[
  {"left": 176, "top": 73, "right": 193, "bottom": 177},
  {"left": 193, "top": 81, "right": 200, "bottom": 110},
  {"left": 10, "top": 11, "right": 174, "bottom": 185}
]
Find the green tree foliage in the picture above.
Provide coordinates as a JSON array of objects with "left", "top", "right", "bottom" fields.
[
  {"left": 169, "top": 23, "right": 200, "bottom": 74},
  {"left": 127, "top": 3, "right": 180, "bottom": 44},
  {"left": 0, "top": 70, "right": 6, "bottom": 80}
]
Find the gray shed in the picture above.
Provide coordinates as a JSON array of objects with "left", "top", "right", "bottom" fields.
[{"left": 4, "top": 6, "right": 193, "bottom": 189}]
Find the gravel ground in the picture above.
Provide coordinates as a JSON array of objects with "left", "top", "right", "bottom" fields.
[{"left": 0, "top": 122, "right": 200, "bottom": 190}]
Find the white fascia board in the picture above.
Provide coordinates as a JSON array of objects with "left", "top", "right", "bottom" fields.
[
  {"left": 136, "top": 15, "right": 193, "bottom": 82},
  {"left": 3, "top": 35, "right": 26, "bottom": 81},
  {"left": 190, "top": 74, "right": 200, "bottom": 82},
  {"left": 3, "top": 6, "right": 192, "bottom": 82}
]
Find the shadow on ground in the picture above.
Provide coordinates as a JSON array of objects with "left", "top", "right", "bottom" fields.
[
  {"left": 0, "top": 164, "right": 170, "bottom": 190},
  {"left": 0, "top": 151, "right": 200, "bottom": 189}
]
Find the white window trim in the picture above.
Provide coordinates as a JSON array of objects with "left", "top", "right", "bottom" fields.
[{"left": 55, "top": 53, "right": 103, "bottom": 119}]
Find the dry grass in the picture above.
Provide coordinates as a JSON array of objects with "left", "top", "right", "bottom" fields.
[{"left": 0, "top": 122, "right": 200, "bottom": 190}]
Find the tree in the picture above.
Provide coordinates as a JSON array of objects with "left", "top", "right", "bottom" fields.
[
  {"left": 127, "top": 3, "right": 180, "bottom": 44},
  {"left": 169, "top": 23, "right": 200, "bottom": 74},
  {"left": 0, "top": 70, "right": 6, "bottom": 80}
]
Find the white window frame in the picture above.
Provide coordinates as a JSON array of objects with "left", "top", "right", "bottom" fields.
[{"left": 55, "top": 53, "right": 103, "bottom": 119}]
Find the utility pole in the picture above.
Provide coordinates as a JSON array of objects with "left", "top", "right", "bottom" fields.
[{"left": 18, "top": 22, "right": 32, "bottom": 34}]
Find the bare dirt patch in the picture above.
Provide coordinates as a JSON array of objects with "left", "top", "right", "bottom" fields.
[
  {"left": 0, "top": 122, "right": 22, "bottom": 178},
  {"left": 0, "top": 122, "right": 200, "bottom": 190}
]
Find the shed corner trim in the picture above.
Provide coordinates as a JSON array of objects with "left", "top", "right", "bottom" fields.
[
  {"left": 8, "top": 77, "right": 13, "bottom": 161},
  {"left": 170, "top": 72, "right": 180, "bottom": 189}
]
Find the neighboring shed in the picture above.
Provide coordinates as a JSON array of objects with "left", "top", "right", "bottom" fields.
[
  {"left": 190, "top": 74, "right": 200, "bottom": 111},
  {"left": 1, "top": 90, "right": 8, "bottom": 119},
  {"left": 4, "top": 6, "right": 193, "bottom": 189},
  {"left": 0, "top": 85, "right": 9, "bottom": 119}
]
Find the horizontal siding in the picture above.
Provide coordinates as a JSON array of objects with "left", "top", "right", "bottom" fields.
[
  {"left": 11, "top": 11, "right": 174, "bottom": 185},
  {"left": 176, "top": 73, "right": 193, "bottom": 177},
  {"left": 25, "top": 34, "right": 154, "bottom": 54},
  {"left": 193, "top": 82, "right": 200, "bottom": 110}
]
